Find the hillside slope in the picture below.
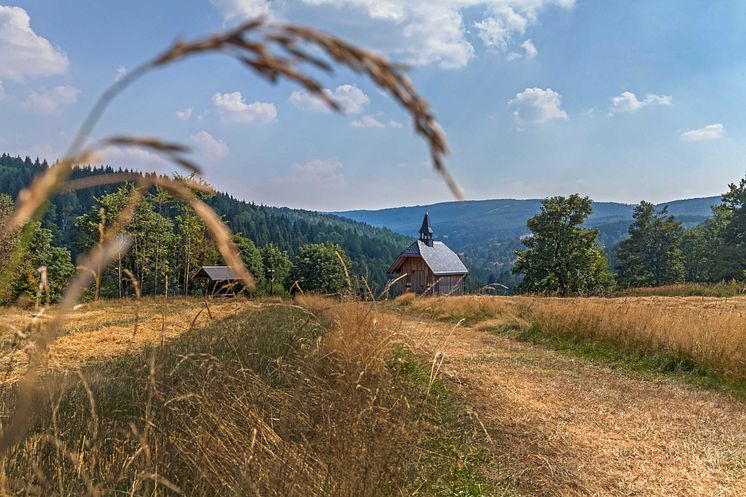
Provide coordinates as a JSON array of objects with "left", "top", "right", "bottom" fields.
[
  {"left": 336, "top": 196, "right": 720, "bottom": 286},
  {"left": 337, "top": 197, "right": 718, "bottom": 241},
  {"left": 0, "top": 154, "right": 410, "bottom": 289}
]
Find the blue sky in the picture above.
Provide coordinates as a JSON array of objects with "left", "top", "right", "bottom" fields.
[{"left": 2, "top": 0, "right": 746, "bottom": 210}]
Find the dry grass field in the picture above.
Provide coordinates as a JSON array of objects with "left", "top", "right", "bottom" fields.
[
  {"left": 1, "top": 295, "right": 746, "bottom": 495},
  {"left": 397, "top": 294, "right": 746, "bottom": 384},
  {"left": 0, "top": 297, "right": 494, "bottom": 496},
  {"left": 389, "top": 307, "right": 746, "bottom": 496},
  {"left": 0, "top": 298, "right": 252, "bottom": 384}
]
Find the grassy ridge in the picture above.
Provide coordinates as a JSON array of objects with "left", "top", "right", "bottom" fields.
[{"left": 2, "top": 298, "right": 495, "bottom": 496}]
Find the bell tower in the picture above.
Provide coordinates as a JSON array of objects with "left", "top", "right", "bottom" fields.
[{"left": 419, "top": 212, "right": 434, "bottom": 247}]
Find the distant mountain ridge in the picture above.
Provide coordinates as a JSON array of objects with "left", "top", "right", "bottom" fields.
[
  {"left": 334, "top": 196, "right": 721, "bottom": 287},
  {"left": 336, "top": 196, "right": 720, "bottom": 239}
]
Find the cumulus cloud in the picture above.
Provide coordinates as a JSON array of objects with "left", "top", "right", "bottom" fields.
[
  {"left": 210, "top": 0, "right": 271, "bottom": 23},
  {"left": 508, "top": 87, "right": 568, "bottom": 128},
  {"left": 176, "top": 108, "right": 193, "bottom": 120},
  {"left": 20, "top": 85, "right": 78, "bottom": 114},
  {"left": 608, "top": 91, "right": 671, "bottom": 116},
  {"left": 350, "top": 115, "right": 386, "bottom": 128},
  {"left": 190, "top": 131, "right": 229, "bottom": 163},
  {"left": 0, "top": 6, "right": 69, "bottom": 81},
  {"left": 0, "top": 81, "right": 5, "bottom": 101},
  {"left": 211, "top": 91, "right": 277, "bottom": 124},
  {"left": 389, "top": 119, "right": 404, "bottom": 128},
  {"left": 507, "top": 39, "right": 538, "bottom": 60},
  {"left": 475, "top": 6, "right": 528, "bottom": 51},
  {"left": 521, "top": 39, "right": 538, "bottom": 58},
  {"left": 289, "top": 159, "right": 346, "bottom": 188},
  {"left": 680, "top": 123, "right": 724, "bottom": 142},
  {"left": 299, "top": 1, "right": 571, "bottom": 68},
  {"left": 252, "top": 159, "right": 347, "bottom": 209},
  {"left": 114, "top": 65, "right": 127, "bottom": 81},
  {"left": 289, "top": 84, "right": 370, "bottom": 114},
  {"left": 100, "top": 145, "right": 169, "bottom": 170}
]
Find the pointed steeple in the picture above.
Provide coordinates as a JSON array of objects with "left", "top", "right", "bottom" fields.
[{"left": 419, "top": 212, "right": 434, "bottom": 247}]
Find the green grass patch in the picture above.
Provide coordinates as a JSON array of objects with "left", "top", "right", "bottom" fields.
[{"left": 387, "top": 345, "right": 513, "bottom": 497}]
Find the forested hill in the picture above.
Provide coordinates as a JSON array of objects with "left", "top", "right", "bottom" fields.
[
  {"left": 336, "top": 196, "right": 720, "bottom": 287},
  {"left": 337, "top": 197, "right": 719, "bottom": 242},
  {"left": 0, "top": 154, "right": 410, "bottom": 289}
]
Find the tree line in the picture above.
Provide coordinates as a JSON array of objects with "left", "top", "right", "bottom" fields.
[
  {"left": 513, "top": 173, "right": 746, "bottom": 295},
  {"left": 0, "top": 154, "right": 410, "bottom": 300},
  {"left": 0, "top": 183, "right": 359, "bottom": 303}
]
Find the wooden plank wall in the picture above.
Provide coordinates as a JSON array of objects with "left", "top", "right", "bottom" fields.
[
  {"left": 433, "top": 274, "right": 465, "bottom": 296},
  {"left": 399, "top": 257, "right": 430, "bottom": 294},
  {"left": 393, "top": 257, "right": 466, "bottom": 296}
]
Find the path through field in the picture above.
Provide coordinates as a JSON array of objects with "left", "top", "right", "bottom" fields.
[{"left": 389, "top": 311, "right": 746, "bottom": 497}]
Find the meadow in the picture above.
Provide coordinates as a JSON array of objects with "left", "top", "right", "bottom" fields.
[
  {"left": 395, "top": 294, "right": 746, "bottom": 387},
  {"left": 1, "top": 293, "right": 745, "bottom": 495},
  {"left": 0, "top": 297, "right": 493, "bottom": 496}
]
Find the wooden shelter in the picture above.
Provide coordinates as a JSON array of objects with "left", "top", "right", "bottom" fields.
[
  {"left": 193, "top": 265, "right": 242, "bottom": 296},
  {"left": 387, "top": 213, "right": 468, "bottom": 296}
]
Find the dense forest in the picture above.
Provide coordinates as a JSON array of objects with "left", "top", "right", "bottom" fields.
[{"left": 0, "top": 154, "right": 410, "bottom": 298}]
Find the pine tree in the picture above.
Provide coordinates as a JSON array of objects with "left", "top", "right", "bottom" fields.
[{"left": 616, "top": 201, "right": 684, "bottom": 287}]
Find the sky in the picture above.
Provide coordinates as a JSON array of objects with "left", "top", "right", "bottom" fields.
[{"left": 2, "top": 0, "right": 746, "bottom": 211}]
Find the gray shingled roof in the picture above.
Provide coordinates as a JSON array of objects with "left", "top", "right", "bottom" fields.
[
  {"left": 388, "top": 241, "right": 468, "bottom": 275},
  {"left": 194, "top": 265, "right": 242, "bottom": 281}
]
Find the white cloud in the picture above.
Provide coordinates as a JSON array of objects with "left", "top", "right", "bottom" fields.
[
  {"left": 680, "top": 123, "right": 724, "bottom": 142},
  {"left": 211, "top": 91, "right": 277, "bottom": 124},
  {"left": 210, "top": 0, "right": 271, "bottom": 23},
  {"left": 350, "top": 115, "right": 405, "bottom": 128},
  {"left": 190, "top": 131, "right": 229, "bottom": 163},
  {"left": 475, "top": 6, "right": 527, "bottom": 51},
  {"left": 20, "top": 85, "right": 78, "bottom": 114},
  {"left": 507, "top": 39, "right": 538, "bottom": 60},
  {"left": 100, "top": 145, "right": 169, "bottom": 170},
  {"left": 289, "top": 83, "right": 370, "bottom": 114},
  {"left": 0, "top": 6, "right": 69, "bottom": 81},
  {"left": 300, "top": 1, "right": 572, "bottom": 68},
  {"left": 176, "top": 108, "right": 193, "bottom": 120},
  {"left": 114, "top": 65, "right": 127, "bottom": 81},
  {"left": 252, "top": 159, "right": 347, "bottom": 209},
  {"left": 608, "top": 91, "right": 671, "bottom": 116},
  {"left": 351, "top": 115, "right": 386, "bottom": 128},
  {"left": 508, "top": 87, "right": 568, "bottom": 128},
  {"left": 0, "top": 81, "right": 5, "bottom": 101},
  {"left": 521, "top": 39, "right": 538, "bottom": 59},
  {"left": 290, "top": 159, "right": 346, "bottom": 188}
]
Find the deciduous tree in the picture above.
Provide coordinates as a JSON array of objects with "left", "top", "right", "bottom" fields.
[
  {"left": 290, "top": 243, "right": 352, "bottom": 294},
  {"left": 513, "top": 194, "right": 614, "bottom": 295}
]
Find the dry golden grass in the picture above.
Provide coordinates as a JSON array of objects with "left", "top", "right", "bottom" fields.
[
  {"left": 388, "top": 310, "right": 746, "bottom": 496},
  {"left": 0, "top": 298, "right": 250, "bottom": 384},
  {"left": 402, "top": 294, "right": 746, "bottom": 383},
  {"left": 0, "top": 297, "right": 493, "bottom": 496},
  {"left": 615, "top": 281, "right": 746, "bottom": 297}
]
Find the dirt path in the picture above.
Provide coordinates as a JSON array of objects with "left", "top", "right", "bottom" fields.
[{"left": 388, "top": 312, "right": 746, "bottom": 497}]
